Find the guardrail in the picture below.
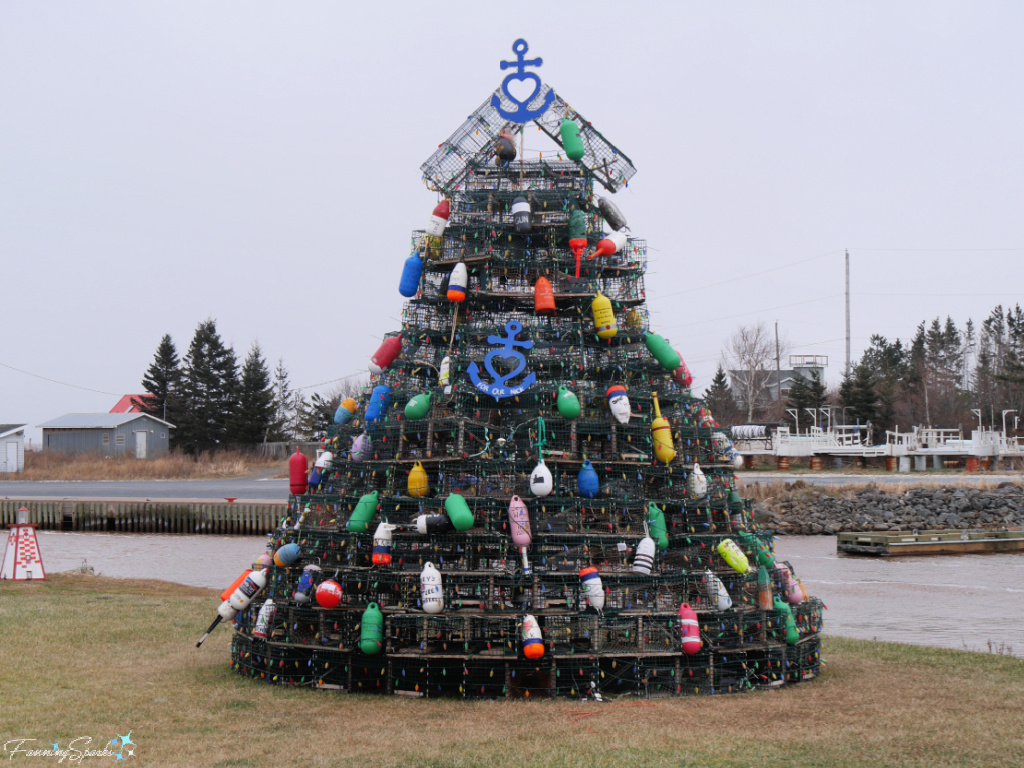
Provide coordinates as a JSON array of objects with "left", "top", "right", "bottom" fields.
[{"left": 0, "top": 499, "right": 288, "bottom": 534}]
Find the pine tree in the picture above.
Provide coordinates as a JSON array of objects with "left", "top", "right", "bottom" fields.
[
  {"left": 270, "top": 358, "right": 295, "bottom": 440},
  {"left": 702, "top": 364, "right": 736, "bottom": 424},
  {"left": 293, "top": 392, "right": 339, "bottom": 440},
  {"left": 231, "top": 342, "right": 275, "bottom": 445},
  {"left": 846, "top": 363, "right": 879, "bottom": 433},
  {"left": 135, "top": 335, "right": 183, "bottom": 436},
  {"left": 806, "top": 370, "right": 828, "bottom": 413},
  {"left": 178, "top": 319, "right": 239, "bottom": 453},
  {"left": 783, "top": 372, "right": 810, "bottom": 430}
]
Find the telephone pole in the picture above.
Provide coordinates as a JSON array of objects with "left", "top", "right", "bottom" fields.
[
  {"left": 845, "top": 249, "right": 851, "bottom": 374},
  {"left": 775, "top": 321, "right": 781, "bottom": 401}
]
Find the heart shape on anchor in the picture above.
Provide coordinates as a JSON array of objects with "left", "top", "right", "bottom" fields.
[
  {"left": 484, "top": 351, "right": 526, "bottom": 386},
  {"left": 504, "top": 74, "right": 540, "bottom": 105}
]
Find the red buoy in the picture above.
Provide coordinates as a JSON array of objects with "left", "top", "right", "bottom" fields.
[
  {"left": 679, "top": 602, "right": 701, "bottom": 654},
  {"left": 534, "top": 277, "right": 555, "bottom": 314},
  {"left": 369, "top": 335, "right": 403, "bottom": 375},
  {"left": 672, "top": 353, "right": 693, "bottom": 388},
  {"left": 289, "top": 448, "right": 309, "bottom": 495}
]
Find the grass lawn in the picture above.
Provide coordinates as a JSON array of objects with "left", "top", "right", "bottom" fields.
[{"left": 1, "top": 574, "right": 1021, "bottom": 768}]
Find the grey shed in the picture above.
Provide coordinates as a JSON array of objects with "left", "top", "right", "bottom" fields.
[{"left": 37, "top": 413, "right": 174, "bottom": 458}]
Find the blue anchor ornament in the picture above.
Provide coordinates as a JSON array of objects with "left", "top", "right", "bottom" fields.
[
  {"left": 467, "top": 320, "right": 537, "bottom": 400},
  {"left": 491, "top": 39, "right": 556, "bottom": 123}
]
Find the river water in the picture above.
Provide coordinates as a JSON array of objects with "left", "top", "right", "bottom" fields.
[{"left": 15, "top": 531, "right": 1024, "bottom": 657}]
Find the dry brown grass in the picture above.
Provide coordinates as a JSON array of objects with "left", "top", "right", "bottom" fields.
[
  {"left": 16, "top": 449, "right": 283, "bottom": 482},
  {"left": 1, "top": 574, "right": 1022, "bottom": 768}
]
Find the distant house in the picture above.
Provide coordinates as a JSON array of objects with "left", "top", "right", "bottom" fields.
[
  {"left": 0, "top": 424, "right": 27, "bottom": 473},
  {"left": 38, "top": 413, "right": 174, "bottom": 458},
  {"left": 110, "top": 394, "right": 154, "bottom": 414},
  {"left": 728, "top": 355, "right": 828, "bottom": 418}
]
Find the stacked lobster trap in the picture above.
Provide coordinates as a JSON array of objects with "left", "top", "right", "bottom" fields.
[{"left": 219, "top": 42, "right": 823, "bottom": 699}]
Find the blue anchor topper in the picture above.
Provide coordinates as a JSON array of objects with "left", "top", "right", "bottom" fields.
[
  {"left": 491, "top": 39, "right": 556, "bottom": 123},
  {"left": 467, "top": 320, "right": 537, "bottom": 400}
]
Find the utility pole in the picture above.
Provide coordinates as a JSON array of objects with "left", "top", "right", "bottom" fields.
[
  {"left": 775, "top": 321, "right": 781, "bottom": 402},
  {"left": 845, "top": 249, "right": 851, "bottom": 374}
]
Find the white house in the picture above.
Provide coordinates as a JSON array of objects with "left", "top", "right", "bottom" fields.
[{"left": 0, "top": 424, "right": 27, "bottom": 473}]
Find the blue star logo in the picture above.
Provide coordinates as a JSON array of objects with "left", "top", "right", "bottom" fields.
[
  {"left": 52, "top": 743, "right": 59, "bottom": 751},
  {"left": 118, "top": 731, "right": 134, "bottom": 747}
]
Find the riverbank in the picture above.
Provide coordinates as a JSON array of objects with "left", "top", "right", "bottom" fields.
[
  {"left": 15, "top": 449, "right": 283, "bottom": 481},
  {"left": 1, "top": 575, "right": 1021, "bottom": 768},
  {"left": 754, "top": 481, "right": 1024, "bottom": 535}
]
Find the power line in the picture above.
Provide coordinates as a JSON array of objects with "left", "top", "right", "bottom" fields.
[
  {"left": 649, "top": 249, "right": 842, "bottom": 300},
  {"left": 659, "top": 293, "right": 844, "bottom": 331},
  {"left": 0, "top": 360, "right": 121, "bottom": 397},
  {"left": 856, "top": 292, "right": 1024, "bottom": 298},
  {"left": 850, "top": 247, "right": 1024, "bottom": 252},
  {"left": 293, "top": 370, "right": 366, "bottom": 392}
]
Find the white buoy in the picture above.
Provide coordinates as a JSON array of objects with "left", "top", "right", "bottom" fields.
[
  {"left": 689, "top": 463, "right": 708, "bottom": 499},
  {"left": 579, "top": 567, "right": 605, "bottom": 612},
  {"left": 420, "top": 562, "right": 444, "bottom": 614},
  {"left": 705, "top": 569, "right": 732, "bottom": 610},
  {"left": 252, "top": 599, "right": 276, "bottom": 639},
  {"left": 606, "top": 386, "right": 631, "bottom": 425},
  {"left": 529, "top": 459, "right": 553, "bottom": 497},
  {"left": 631, "top": 537, "right": 656, "bottom": 575}
]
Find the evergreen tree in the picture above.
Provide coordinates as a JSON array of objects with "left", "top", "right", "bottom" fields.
[
  {"left": 293, "top": 392, "right": 339, "bottom": 440},
  {"left": 783, "top": 372, "right": 810, "bottom": 430},
  {"left": 703, "top": 364, "right": 736, "bottom": 424},
  {"left": 838, "top": 370, "right": 855, "bottom": 424},
  {"left": 843, "top": 362, "right": 879, "bottom": 437},
  {"left": 135, "top": 334, "right": 183, "bottom": 438},
  {"left": 231, "top": 342, "right": 275, "bottom": 445},
  {"left": 178, "top": 319, "right": 239, "bottom": 453},
  {"left": 269, "top": 358, "right": 296, "bottom": 440}
]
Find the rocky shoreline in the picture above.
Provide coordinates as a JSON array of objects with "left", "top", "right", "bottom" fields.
[{"left": 757, "top": 483, "right": 1024, "bottom": 535}]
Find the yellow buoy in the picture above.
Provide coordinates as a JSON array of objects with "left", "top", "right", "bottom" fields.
[
  {"left": 408, "top": 461, "right": 428, "bottom": 497},
  {"left": 591, "top": 290, "right": 617, "bottom": 339},
  {"left": 651, "top": 392, "right": 676, "bottom": 464}
]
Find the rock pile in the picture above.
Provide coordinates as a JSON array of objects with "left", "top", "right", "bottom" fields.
[{"left": 758, "top": 483, "right": 1024, "bottom": 535}]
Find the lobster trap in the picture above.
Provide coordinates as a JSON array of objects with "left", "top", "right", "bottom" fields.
[{"left": 231, "top": 51, "right": 823, "bottom": 702}]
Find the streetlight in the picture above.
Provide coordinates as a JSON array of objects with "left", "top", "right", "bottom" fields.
[
  {"left": 804, "top": 407, "right": 819, "bottom": 429},
  {"left": 820, "top": 406, "right": 834, "bottom": 431},
  {"left": 1002, "top": 410, "right": 1017, "bottom": 436},
  {"left": 785, "top": 409, "right": 800, "bottom": 433}
]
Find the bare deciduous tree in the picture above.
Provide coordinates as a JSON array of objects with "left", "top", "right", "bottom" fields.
[{"left": 724, "top": 322, "right": 787, "bottom": 423}]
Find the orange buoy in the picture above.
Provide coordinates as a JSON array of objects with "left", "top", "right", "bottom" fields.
[{"left": 534, "top": 277, "right": 555, "bottom": 314}]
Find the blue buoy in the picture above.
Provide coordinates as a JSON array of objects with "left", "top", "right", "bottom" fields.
[
  {"left": 398, "top": 252, "right": 424, "bottom": 297},
  {"left": 577, "top": 460, "right": 599, "bottom": 499},
  {"left": 364, "top": 385, "right": 392, "bottom": 422}
]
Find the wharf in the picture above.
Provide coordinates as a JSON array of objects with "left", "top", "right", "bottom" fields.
[
  {"left": 837, "top": 529, "right": 1024, "bottom": 556},
  {"left": 0, "top": 497, "right": 287, "bottom": 534}
]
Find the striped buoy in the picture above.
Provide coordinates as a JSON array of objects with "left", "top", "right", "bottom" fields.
[{"left": 678, "top": 602, "right": 701, "bottom": 654}]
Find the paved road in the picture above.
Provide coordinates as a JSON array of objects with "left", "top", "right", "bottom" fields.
[
  {"left": 0, "top": 476, "right": 289, "bottom": 501},
  {"left": 1, "top": 472, "right": 1017, "bottom": 502}
]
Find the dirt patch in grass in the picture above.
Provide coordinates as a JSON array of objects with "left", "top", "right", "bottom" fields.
[
  {"left": 15, "top": 450, "right": 284, "bottom": 481},
  {"left": 1, "top": 574, "right": 1022, "bottom": 768}
]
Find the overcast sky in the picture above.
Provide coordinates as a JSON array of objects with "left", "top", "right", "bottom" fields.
[{"left": 3, "top": 2, "right": 1023, "bottom": 445}]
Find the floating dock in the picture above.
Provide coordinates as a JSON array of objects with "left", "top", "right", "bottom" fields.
[
  {"left": 0, "top": 498, "right": 286, "bottom": 534},
  {"left": 837, "top": 529, "right": 1024, "bottom": 556}
]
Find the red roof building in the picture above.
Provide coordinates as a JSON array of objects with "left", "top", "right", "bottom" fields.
[{"left": 110, "top": 394, "right": 154, "bottom": 414}]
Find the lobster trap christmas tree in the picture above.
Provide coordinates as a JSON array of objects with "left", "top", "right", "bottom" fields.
[{"left": 224, "top": 40, "right": 823, "bottom": 698}]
